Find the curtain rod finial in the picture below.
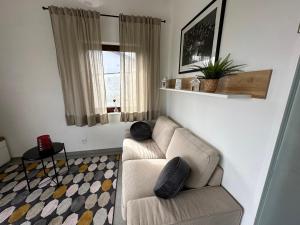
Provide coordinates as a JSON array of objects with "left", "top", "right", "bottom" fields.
[{"left": 42, "top": 6, "right": 49, "bottom": 10}]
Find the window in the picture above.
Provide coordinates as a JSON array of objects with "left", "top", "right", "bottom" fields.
[{"left": 102, "top": 45, "right": 121, "bottom": 113}]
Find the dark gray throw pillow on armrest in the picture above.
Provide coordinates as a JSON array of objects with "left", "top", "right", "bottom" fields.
[
  {"left": 130, "top": 121, "right": 152, "bottom": 141},
  {"left": 154, "top": 157, "right": 190, "bottom": 199}
]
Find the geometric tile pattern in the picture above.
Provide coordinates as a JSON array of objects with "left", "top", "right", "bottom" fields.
[{"left": 0, "top": 154, "right": 119, "bottom": 225}]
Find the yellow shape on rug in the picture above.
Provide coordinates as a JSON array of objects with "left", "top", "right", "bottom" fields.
[
  {"left": 102, "top": 179, "right": 112, "bottom": 192},
  {"left": 78, "top": 210, "right": 93, "bottom": 225},
  {"left": 8, "top": 203, "right": 31, "bottom": 223},
  {"left": 79, "top": 164, "right": 88, "bottom": 173},
  {"left": 53, "top": 185, "right": 67, "bottom": 199},
  {"left": 26, "top": 163, "right": 38, "bottom": 171}
]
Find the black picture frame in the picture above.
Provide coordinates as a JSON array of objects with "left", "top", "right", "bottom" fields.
[{"left": 178, "top": 0, "right": 227, "bottom": 74}]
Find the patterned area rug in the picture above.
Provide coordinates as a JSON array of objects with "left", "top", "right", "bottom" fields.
[{"left": 0, "top": 154, "right": 119, "bottom": 225}]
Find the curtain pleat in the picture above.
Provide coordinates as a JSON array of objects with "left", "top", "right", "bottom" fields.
[
  {"left": 119, "top": 14, "right": 161, "bottom": 122},
  {"left": 49, "top": 6, "right": 108, "bottom": 126}
]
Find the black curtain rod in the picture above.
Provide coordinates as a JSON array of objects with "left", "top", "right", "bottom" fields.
[{"left": 42, "top": 6, "right": 166, "bottom": 23}]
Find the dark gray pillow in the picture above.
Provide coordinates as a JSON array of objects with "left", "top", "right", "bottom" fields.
[
  {"left": 130, "top": 121, "right": 152, "bottom": 141},
  {"left": 154, "top": 157, "right": 190, "bottom": 199}
]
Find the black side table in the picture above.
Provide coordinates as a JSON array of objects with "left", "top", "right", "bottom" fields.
[{"left": 22, "top": 142, "right": 69, "bottom": 191}]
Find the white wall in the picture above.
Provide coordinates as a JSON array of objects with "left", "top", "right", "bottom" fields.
[
  {"left": 0, "top": 0, "right": 171, "bottom": 157},
  {"left": 162, "top": 0, "right": 300, "bottom": 225}
]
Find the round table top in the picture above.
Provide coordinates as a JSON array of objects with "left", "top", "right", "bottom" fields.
[{"left": 22, "top": 142, "right": 64, "bottom": 161}]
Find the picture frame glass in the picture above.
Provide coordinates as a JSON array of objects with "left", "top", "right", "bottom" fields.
[{"left": 179, "top": 0, "right": 225, "bottom": 74}]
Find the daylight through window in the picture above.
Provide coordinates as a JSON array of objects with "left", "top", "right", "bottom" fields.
[{"left": 102, "top": 50, "right": 121, "bottom": 109}]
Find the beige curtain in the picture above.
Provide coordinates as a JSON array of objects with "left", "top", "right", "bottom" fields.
[
  {"left": 119, "top": 14, "right": 161, "bottom": 122},
  {"left": 49, "top": 6, "right": 108, "bottom": 126}
]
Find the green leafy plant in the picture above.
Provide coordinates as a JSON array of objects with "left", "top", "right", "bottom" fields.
[{"left": 193, "top": 54, "right": 245, "bottom": 79}]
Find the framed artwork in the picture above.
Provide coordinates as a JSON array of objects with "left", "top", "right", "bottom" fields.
[{"left": 178, "top": 0, "right": 227, "bottom": 74}]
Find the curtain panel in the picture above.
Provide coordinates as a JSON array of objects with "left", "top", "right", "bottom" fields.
[
  {"left": 49, "top": 6, "right": 108, "bottom": 126},
  {"left": 119, "top": 14, "right": 161, "bottom": 122}
]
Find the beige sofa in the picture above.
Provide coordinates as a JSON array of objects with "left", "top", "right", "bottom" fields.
[{"left": 122, "top": 116, "right": 243, "bottom": 225}]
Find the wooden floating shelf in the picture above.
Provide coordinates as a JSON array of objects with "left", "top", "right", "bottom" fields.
[
  {"left": 160, "top": 88, "right": 252, "bottom": 99},
  {"left": 163, "top": 69, "right": 273, "bottom": 99}
]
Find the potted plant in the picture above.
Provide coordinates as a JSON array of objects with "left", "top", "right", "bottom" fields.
[{"left": 193, "top": 54, "right": 245, "bottom": 92}]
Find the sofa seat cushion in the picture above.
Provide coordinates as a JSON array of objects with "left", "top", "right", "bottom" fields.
[
  {"left": 122, "top": 159, "right": 168, "bottom": 220},
  {"left": 166, "top": 128, "right": 220, "bottom": 188},
  {"left": 127, "top": 186, "right": 243, "bottom": 225},
  {"left": 152, "top": 116, "right": 180, "bottom": 154},
  {"left": 122, "top": 138, "right": 165, "bottom": 162}
]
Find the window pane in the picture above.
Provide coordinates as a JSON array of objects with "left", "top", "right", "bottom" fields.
[
  {"left": 103, "top": 51, "right": 120, "bottom": 74},
  {"left": 104, "top": 73, "right": 120, "bottom": 107},
  {"left": 103, "top": 51, "right": 120, "bottom": 108}
]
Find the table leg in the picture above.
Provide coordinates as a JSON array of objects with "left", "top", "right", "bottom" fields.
[
  {"left": 22, "top": 158, "right": 31, "bottom": 192},
  {"left": 41, "top": 159, "right": 46, "bottom": 175},
  {"left": 51, "top": 155, "right": 59, "bottom": 185},
  {"left": 63, "top": 145, "right": 70, "bottom": 171}
]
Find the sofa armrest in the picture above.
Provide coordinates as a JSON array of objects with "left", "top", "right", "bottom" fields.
[
  {"left": 208, "top": 166, "right": 223, "bottom": 186},
  {"left": 127, "top": 186, "right": 243, "bottom": 225}
]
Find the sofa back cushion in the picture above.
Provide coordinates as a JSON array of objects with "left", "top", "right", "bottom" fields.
[
  {"left": 152, "top": 116, "right": 179, "bottom": 154},
  {"left": 166, "top": 128, "right": 220, "bottom": 188}
]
